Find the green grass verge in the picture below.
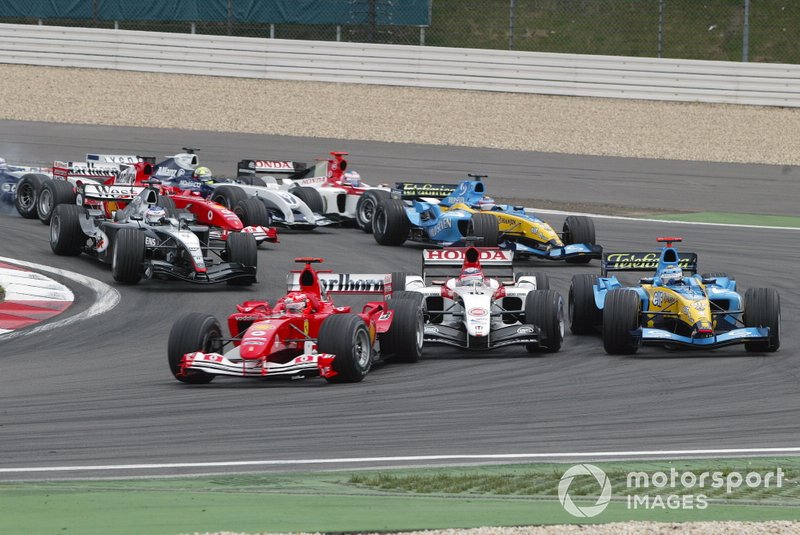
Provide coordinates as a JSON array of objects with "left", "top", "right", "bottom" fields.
[
  {"left": 2, "top": 457, "right": 800, "bottom": 534},
  {"left": 646, "top": 212, "right": 800, "bottom": 228}
]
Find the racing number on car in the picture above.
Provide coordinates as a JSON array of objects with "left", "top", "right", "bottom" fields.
[{"left": 653, "top": 291, "right": 664, "bottom": 307}]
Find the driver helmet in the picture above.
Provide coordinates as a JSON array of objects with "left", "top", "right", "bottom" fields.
[
  {"left": 0, "top": 157, "right": 7, "bottom": 170},
  {"left": 476, "top": 196, "right": 496, "bottom": 210},
  {"left": 660, "top": 265, "right": 683, "bottom": 285},
  {"left": 343, "top": 170, "right": 361, "bottom": 186},
  {"left": 145, "top": 206, "right": 167, "bottom": 225},
  {"left": 458, "top": 267, "right": 484, "bottom": 287},
  {"left": 193, "top": 166, "right": 212, "bottom": 180},
  {"left": 284, "top": 294, "right": 309, "bottom": 314}
]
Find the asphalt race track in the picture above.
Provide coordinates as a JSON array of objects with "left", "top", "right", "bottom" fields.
[{"left": 0, "top": 121, "right": 798, "bottom": 480}]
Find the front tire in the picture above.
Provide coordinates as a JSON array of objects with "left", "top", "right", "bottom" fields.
[
  {"left": 111, "top": 228, "right": 145, "bottom": 284},
  {"left": 569, "top": 274, "right": 602, "bottom": 334},
  {"left": 356, "top": 190, "right": 390, "bottom": 233},
  {"left": 210, "top": 185, "right": 247, "bottom": 211},
  {"left": 168, "top": 313, "right": 221, "bottom": 384},
  {"left": 50, "top": 204, "right": 87, "bottom": 256},
  {"left": 744, "top": 288, "right": 781, "bottom": 352},
  {"left": 291, "top": 186, "right": 324, "bottom": 214},
  {"left": 373, "top": 199, "right": 410, "bottom": 246},
  {"left": 234, "top": 197, "right": 272, "bottom": 227},
  {"left": 318, "top": 314, "right": 372, "bottom": 383},
  {"left": 602, "top": 289, "right": 641, "bottom": 355},
  {"left": 563, "top": 215, "right": 596, "bottom": 264},
  {"left": 524, "top": 289, "right": 564, "bottom": 353},
  {"left": 38, "top": 179, "right": 76, "bottom": 225},
  {"left": 225, "top": 232, "right": 258, "bottom": 286}
]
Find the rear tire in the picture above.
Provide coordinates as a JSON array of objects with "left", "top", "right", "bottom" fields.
[
  {"left": 563, "top": 215, "right": 596, "bottom": 264},
  {"left": 49, "top": 204, "right": 86, "bottom": 256},
  {"left": 210, "top": 185, "right": 247, "bottom": 210},
  {"left": 467, "top": 213, "right": 499, "bottom": 246},
  {"left": 382, "top": 298, "right": 424, "bottom": 363},
  {"left": 15, "top": 173, "right": 45, "bottom": 218},
  {"left": 373, "top": 199, "right": 410, "bottom": 246},
  {"left": 602, "top": 289, "right": 641, "bottom": 354},
  {"left": 569, "top": 274, "right": 602, "bottom": 334},
  {"left": 356, "top": 190, "right": 390, "bottom": 233},
  {"left": 225, "top": 232, "right": 258, "bottom": 286},
  {"left": 744, "top": 288, "right": 781, "bottom": 352},
  {"left": 292, "top": 186, "right": 324, "bottom": 214},
  {"left": 318, "top": 314, "right": 372, "bottom": 383},
  {"left": 524, "top": 289, "right": 564, "bottom": 353},
  {"left": 167, "top": 313, "right": 220, "bottom": 384},
  {"left": 234, "top": 197, "right": 272, "bottom": 227},
  {"left": 111, "top": 228, "right": 145, "bottom": 284},
  {"left": 38, "top": 179, "right": 76, "bottom": 225}
]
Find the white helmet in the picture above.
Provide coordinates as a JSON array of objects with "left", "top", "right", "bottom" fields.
[
  {"left": 458, "top": 267, "right": 484, "bottom": 287},
  {"left": 0, "top": 157, "right": 7, "bottom": 170},
  {"left": 343, "top": 170, "right": 361, "bottom": 186},
  {"left": 660, "top": 265, "right": 683, "bottom": 285},
  {"left": 145, "top": 206, "right": 167, "bottom": 225},
  {"left": 284, "top": 294, "right": 309, "bottom": 314}
]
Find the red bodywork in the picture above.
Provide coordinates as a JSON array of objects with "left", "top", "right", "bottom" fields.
[{"left": 181, "top": 258, "right": 395, "bottom": 379}]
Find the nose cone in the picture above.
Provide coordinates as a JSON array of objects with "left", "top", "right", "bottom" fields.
[{"left": 240, "top": 322, "right": 277, "bottom": 360}]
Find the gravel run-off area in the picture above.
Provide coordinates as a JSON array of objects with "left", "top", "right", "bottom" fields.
[
  {"left": 2, "top": 64, "right": 800, "bottom": 165},
  {"left": 3, "top": 63, "right": 799, "bottom": 534}
]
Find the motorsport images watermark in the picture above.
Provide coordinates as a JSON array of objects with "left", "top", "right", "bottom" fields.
[{"left": 558, "top": 463, "right": 786, "bottom": 518}]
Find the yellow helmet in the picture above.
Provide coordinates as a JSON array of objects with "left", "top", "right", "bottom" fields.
[{"left": 194, "top": 166, "right": 212, "bottom": 179}]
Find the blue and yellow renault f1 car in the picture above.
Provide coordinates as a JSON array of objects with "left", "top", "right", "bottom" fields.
[
  {"left": 371, "top": 176, "right": 601, "bottom": 263},
  {"left": 568, "top": 237, "right": 781, "bottom": 354}
]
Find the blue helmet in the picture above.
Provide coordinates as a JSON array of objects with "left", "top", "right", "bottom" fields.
[{"left": 660, "top": 265, "right": 683, "bottom": 285}]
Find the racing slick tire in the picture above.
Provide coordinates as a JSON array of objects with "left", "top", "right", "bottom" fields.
[
  {"left": 382, "top": 298, "right": 425, "bottom": 363},
  {"left": 390, "top": 290, "right": 424, "bottom": 307},
  {"left": 111, "top": 228, "right": 145, "bottom": 285},
  {"left": 49, "top": 204, "right": 87, "bottom": 256},
  {"left": 37, "top": 179, "right": 76, "bottom": 225},
  {"left": 318, "top": 314, "right": 372, "bottom": 383},
  {"left": 210, "top": 185, "right": 248, "bottom": 211},
  {"left": 391, "top": 271, "right": 409, "bottom": 293},
  {"left": 373, "top": 199, "right": 410, "bottom": 246},
  {"left": 234, "top": 197, "right": 272, "bottom": 228},
  {"left": 515, "top": 271, "right": 550, "bottom": 290},
  {"left": 15, "top": 173, "right": 46, "bottom": 219},
  {"left": 467, "top": 213, "right": 500, "bottom": 247},
  {"left": 524, "top": 289, "right": 564, "bottom": 353},
  {"left": 563, "top": 215, "right": 596, "bottom": 264},
  {"left": 291, "top": 186, "right": 324, "bottom": 214},
  {"left": 602, "top": 289, "right": 641, "bottom": 355},
  {"left": 569, "top": 273, "right": 602, "bottom": 334},
  {"left": 743, "top": 288, "right": 781, "bottom": 352},
  {"left": 224, "top": 232, "right": 258, "bottom": 286},
  {"left": 356, "top": 190, "right": 390, "bottom": 233},
  {"left": 168, "top": 313, "right": 220, "bottom": 384}
]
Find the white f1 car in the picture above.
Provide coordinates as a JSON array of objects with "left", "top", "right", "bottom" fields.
[
  {"left": 236, "top": 151, "right": 391, "bottom": 231},
  {"left": 397, "top": 246, "right": 564, "bottom": 352}
]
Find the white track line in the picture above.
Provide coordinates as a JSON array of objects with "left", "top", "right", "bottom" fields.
[
  {"left": 3, "top": 447, "right": 800, "bottom": 474},
  {"left": 527, "top": 207, "right": 800, "bottom": 231},
  {"left": 0, "top": 256, "right": 120, "bottom": 342}
]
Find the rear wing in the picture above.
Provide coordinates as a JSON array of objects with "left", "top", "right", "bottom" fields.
[
  {"left": 81, "top": 183, "right": 147, "bottom": 202},
  {"left": 391, "top": 182, "right": 458, "bottom": 201},
  {"left": 237, "top": 159, "right": 308, "bottom": 178},
  {"left": 601, "top": 252, "right": 698, "bottom": 276},
  {"left": 53, "top": 160, "right": 124, "bottom": 181},
  {"left": 286, "top": 272, "right": 390, "bottom": 296},
  {"left": 86, "top": 154, "right": 156, "bottom": 164},
  {"left": 422, "top": 248, "right": 515, "bottom": 281}
]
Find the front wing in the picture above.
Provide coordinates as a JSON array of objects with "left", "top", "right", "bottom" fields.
[
  {"left": 423, "top": 323, "right": 542, "bottom": 350},
  {"left": 149, "top": 261, "right": 256, "bottom": 284},
  {"left": 639, "top": 326, "right": 770, "bottom": 349},
  {"left": 506, "top": 241, "right": 602, "bottom": 261},
  {"left": 181, "top": 352, "right": 336, "bottom": 379}
]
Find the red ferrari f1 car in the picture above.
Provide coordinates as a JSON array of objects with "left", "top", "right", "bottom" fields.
[{"left": 168, "top": 258, "right": 425, "bottom": 384}]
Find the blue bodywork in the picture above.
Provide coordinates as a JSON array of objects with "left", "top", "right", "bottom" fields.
[
  {"left": 589, "top": 241, "right": 769, "bottom": 349},
  {"left": 404, "top": 200, "right": 475, "bottom": 245}
]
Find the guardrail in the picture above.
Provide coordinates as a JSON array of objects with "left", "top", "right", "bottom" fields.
[{"left": 1, "top": 23, "right": 798, "bottom": 107}]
